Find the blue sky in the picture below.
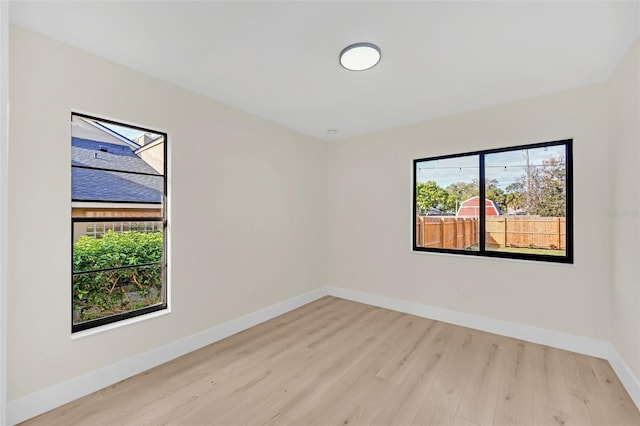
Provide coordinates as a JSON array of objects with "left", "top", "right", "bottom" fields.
[
  {"left": 101, "top": 122, "right": 158, "bottom": 142},
  {"left": 416, "top": 145, "right": 566, "bottom": 189}
]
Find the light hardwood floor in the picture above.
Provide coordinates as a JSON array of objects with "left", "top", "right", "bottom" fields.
[{"left": 23, "top": 296, "right": 640, "bottom": 425}]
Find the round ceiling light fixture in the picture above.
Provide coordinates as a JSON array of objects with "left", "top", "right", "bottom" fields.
[{"left": 339, "top": 42, "right": 381, "bottom": 71}]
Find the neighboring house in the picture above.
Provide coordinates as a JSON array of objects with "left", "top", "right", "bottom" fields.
[
  {"left": 424, "top": 207, "right": 442, "bottom": 216},
  {"left": 456, "top": 195, "right": 502, "bottom": 217},
  {"left": 134, "top": 132, "right": 165, "bottom": 174},
  {"left": 506, "top": 207, "right": 526, "bottom": 215},
  {"left": 71, "top": 116, "right": 164, "bottom": 238}
]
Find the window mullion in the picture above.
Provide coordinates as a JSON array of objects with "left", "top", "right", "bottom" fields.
[{"left": 479, "top": 153, "right": 486, "bottom": 253}]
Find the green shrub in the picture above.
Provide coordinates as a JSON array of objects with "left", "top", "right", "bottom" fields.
[{"left": 73, "top": 230, "right": 163, "bottom": 323}]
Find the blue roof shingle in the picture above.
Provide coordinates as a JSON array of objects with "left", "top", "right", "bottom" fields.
[{"left": 71, "top": 137, "right": 163, "bottom": 204}]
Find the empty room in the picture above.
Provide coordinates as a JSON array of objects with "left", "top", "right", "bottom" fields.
[{"left": 1, "top": 1, "right": 640, "bottom": 425}]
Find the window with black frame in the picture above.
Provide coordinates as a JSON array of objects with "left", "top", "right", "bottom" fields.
[
  {"left": 71, "top": 113, "right": 167, "bottom": 332},
  {"left": 413, "top": 140, "right": 572, "bottom": 263}
]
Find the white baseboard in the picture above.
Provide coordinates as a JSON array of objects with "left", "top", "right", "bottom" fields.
[
  {"left": 608, "top": 344, "right": 640, "bottom": 410},
  {"left": 326, "top": 286, "right": 610, "bottom": 358},
  {"left": 325, "top": 286, "right": 640, "bottom": 410},
  {"left": 8, "top": 285, "right": 640, "bottom": 424},
  {"left": 7, "top": 287, "right": 327, "bottom": 425}
]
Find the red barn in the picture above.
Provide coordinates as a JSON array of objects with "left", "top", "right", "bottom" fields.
[{"left": 456, "top": 196, "right": 502, "bottom": 217}]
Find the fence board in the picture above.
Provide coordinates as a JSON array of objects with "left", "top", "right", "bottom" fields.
[
  {"left": 417, "top": 217, "right": 478, "bottom": 250},
  {"left": 416, "top": 216, "right": 565, "bottom": 250}
]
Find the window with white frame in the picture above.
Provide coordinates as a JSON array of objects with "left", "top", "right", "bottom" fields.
[{"left": 71, "top": 113, "right": 167, "bottom": 332}]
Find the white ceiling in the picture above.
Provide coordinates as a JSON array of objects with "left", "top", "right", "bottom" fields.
[{"left": 9, "top": 1, "right": 640, "bottom": 141}]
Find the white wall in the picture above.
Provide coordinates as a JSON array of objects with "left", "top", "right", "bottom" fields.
[
  {"left": 609, "top": 40, "right": 640, "bottom": 379},
  {"left": 0, "top": 2, "right": 9, "bottom": 424},
  {"left": 327, "top": 83, "right": 611, "bottom": 341},
  {"left": 7, "top": 26, "right": 327, "bottom": 400}
]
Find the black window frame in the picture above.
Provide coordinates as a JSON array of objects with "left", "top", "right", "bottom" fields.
[
  {"left": 413, "top": 139, "right": 573, "bottom": 264},
  {"left": 71, "top": 112, "right": 168, "bottom": 333}
]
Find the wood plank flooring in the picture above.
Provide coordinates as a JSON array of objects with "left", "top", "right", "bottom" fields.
[{"left": 22, "top": 296, "right": 640, "bottom": 425}]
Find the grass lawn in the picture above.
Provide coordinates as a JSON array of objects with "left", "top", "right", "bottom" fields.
[
  {"left": 465, "top": 244, "right": 565, "bottom": 256},
  {"left": 488, "top": 246, "right": 565, "bottom": 256}
]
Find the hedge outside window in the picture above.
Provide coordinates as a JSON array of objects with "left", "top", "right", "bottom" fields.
[
  {"left": 413, "top": 140, "right": 573, "bottom": 264},
  {"left": 71, "top": 113, "right": 167, "bottom": 332}
]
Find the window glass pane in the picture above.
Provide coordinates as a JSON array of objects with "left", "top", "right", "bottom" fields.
[
  {"left": 71, "top": 113, "right": 167, "bottom": 331},
  {"left": 415, "top": 155, "right": 479, "bottom": 251},
  {"left": 484, "top": 145, "right": 567, "bottom": 256},
  {"left": 71, "top": 167, "right": 163, "bottom": 206},
  {"left": 72, "top": 264, "right": 163, "bottom": 325},
  {"left": 73, "top": 222, "right": 163, "bottom": 271}
]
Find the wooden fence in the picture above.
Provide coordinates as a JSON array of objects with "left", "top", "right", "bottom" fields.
[
  {"left": 415, "top": 216, "right": 566, "bottom": 250},
  {"left": 415, "top": 217, "right": 479, "bottom": 249}
]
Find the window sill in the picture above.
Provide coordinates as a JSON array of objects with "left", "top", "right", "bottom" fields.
[
  {"left": 410, "top": 247, "right": 574, "bottom": 266},
  {"left": 71, "top": 307, "right": 171, "bottom": 339}
]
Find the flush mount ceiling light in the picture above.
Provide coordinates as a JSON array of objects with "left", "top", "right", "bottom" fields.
[{"left": 339, "top": 42, "right": 381, "bottom": 71}]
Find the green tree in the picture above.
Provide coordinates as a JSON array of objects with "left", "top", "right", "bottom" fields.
[
  {"left": 514, "top": 155, "right": 566, "bottom": 216},
  {"left": 416, "top": 181, "right": 449, "bottom": 215},
  {"left": 536, "top": 157, "right": 566, "bottom": 216},
  {"left": 485, "top": 178, "right": 507, "bottom": 212},
  {"left": 505, "top": 182, "right": 525, "bottom": 212},
  {"left": 445, "top": 181, "right": 476, "bottom": 212}
]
